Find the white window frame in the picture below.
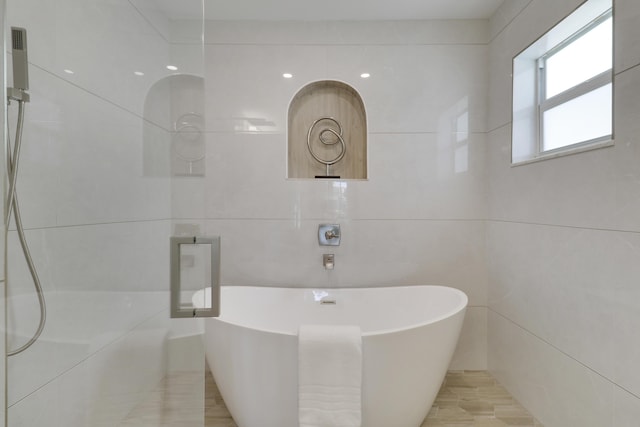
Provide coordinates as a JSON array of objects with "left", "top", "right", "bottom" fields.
[
  {"left": 511, "top": 0, "right": 613, "bottom": 165},
  {"left": 537, "top": 11, "right": 612, "bottom": 154}
]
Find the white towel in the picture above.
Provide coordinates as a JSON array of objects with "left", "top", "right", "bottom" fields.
[{"left": 298, "top": 324, "right": 362, "bottom": 427}]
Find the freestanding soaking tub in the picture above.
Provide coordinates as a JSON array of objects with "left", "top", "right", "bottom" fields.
[{"left": 198, "top": 285, "right": 467, "bottom": 427}]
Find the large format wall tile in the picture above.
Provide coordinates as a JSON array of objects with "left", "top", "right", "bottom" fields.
[
  {"left": 488, "top": 310, "right": 616, "bottom": 427},
  {"left": 8, "top": 310, "right": 171, "bottom": 427},
  {"left": 197, "top": 218, "right": 487, "bottom": 306},
  {"left": 187, "top": 131, "right": 487, "bottom": 221},
  {"left": 7, "top": 220, "right": 171, "bottom": 405},
  {"left": 203, "top": 19, "right": 488, "bottom": 46},
  {"left": 9, "top": 65, "right": 171, "bottom": 230},
  {"left": 7, "top": 0, "right": 171, "bottom": 116},
  {"left": 487, "top": 124, "right": 618, "bottom": 229},
  {"left": 192, "top": 18, "right": 491, "bottom": 372},
  {"left": 203, "top": 44, "right": 325, "bottom": 133},
  {"left": 488, "top": 0, "right": 531, "bottom": 41},
  {"left": 327, "top": 44, "right": 488, "bottom": 134},
  {"left": 449, "top": 306, "right": 487, "bottom": 370},
  {"left": 614, "top": 0, "right": 640, "bottom": 73},
  {"left": 487, "top": 221, "right": 640, "bottom": 390}
]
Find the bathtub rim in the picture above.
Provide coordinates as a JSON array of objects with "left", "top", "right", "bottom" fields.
[{"left": 197, "top": 284, "right": 468, "bottom": 338}]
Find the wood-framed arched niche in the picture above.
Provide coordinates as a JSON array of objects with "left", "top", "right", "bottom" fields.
[{"left": 287, "top": 80, "right": 367, "bottom": 179}]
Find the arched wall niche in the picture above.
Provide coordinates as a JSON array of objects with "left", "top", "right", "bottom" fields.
[
  {"left": 287, "top": 80, "right": 367, "bottom": 179},
  {"left": 143, "top": 74, "right": 205, "bottom": 177}
]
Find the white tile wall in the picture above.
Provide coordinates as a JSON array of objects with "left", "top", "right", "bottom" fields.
[
  {"left": 487, "top": 221, "right": 640, "bottom": 387},
  {"left": 8, "top": 310, "right": 171, "bottom": 427},
  {"left": 194, "top": 19, "right": 490, "bottom": 370},
  {"left": 203, "top": 44, "right": 325, "bottom": 133},
  {"left": 7, "top": 0, "right": 171, "bottom": 116},
  {"left": 450, "top": 306, "right": 488, "bottom": 370},
  {"left": 128, "top": 0, "right": 172, "bottom": 41},
  {"left": 614, "top": 385, "right": 640, "bottom": 427},
  {"left": 199, "top": 219, "right": 486, "bottom": 302},
  {"left": 10, "top": 65, "right": 172, "bottom": 230},
  {"left": 488, "top": 123, "right": 619, "bottom": 230},
  {"left": 203, "top": 20, "right": 489, "bottom": 45},
  {"left": 324, "top": 20, "right": 489, "bottom": 45},
  {"left": 614, "top": 0, "right": 640, "bottom": 73},
  {"left": 488, "top": 0, "right": 532, "bottom": 41},
  {"left": 611, "top": 64, "right": 640, "bottom": 232},
  {"left": 488, "top": 310, "right": 616, "bottom": 427},
  {"left": 487, "top": 0, "right": 640, "bottom": 425},
  {"left": 7, "top": 290, "right": 168, "bottom": 406},
  {"left": 329, "top": 46, "right": 488, "bottom": 134},
  {"left": 176, "top": 131, "right": 488, "bottom": 222}
]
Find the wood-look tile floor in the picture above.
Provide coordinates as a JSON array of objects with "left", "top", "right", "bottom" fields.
[
  {"left": 120, "top": 369, "right": 542, "bottom": 427},
  {"left": 422, "top": 371, "right": 543, "bottom": 427}
]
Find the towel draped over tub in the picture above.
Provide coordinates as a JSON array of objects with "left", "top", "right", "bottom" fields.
[{"left": 298, "top": 324, "right": 363, "bottom": 427}]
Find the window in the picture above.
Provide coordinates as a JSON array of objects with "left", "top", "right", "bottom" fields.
[{"left": 512, "top": 0, "right": 613, "bottom": 164}]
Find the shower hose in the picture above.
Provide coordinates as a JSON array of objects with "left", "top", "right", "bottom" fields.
[{"left": 6, "top": 96, "right": 46, "bottom": 356}]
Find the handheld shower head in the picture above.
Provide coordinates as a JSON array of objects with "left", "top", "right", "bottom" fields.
[{"left": 11, "top": 27, "right": 29, "bottom": 91}]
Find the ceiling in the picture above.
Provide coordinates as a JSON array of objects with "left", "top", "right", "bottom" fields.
[{"left": 158, "top": 0, "right": 504, "bottom": 21}]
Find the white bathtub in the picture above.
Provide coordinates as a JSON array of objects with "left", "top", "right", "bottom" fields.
[{"left": 199, "top": 285, "right": 467, "bottom": 427}]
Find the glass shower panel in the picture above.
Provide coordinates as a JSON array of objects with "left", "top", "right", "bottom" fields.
[
  {"left": 0, "top": 0, "right": 8, "bottom": 426},
  {"left": 4, "top": 0, "right": 206, "bottom": 426}
]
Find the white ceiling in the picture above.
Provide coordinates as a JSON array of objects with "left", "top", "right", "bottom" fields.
[{"left": 158, "top": 0, "right": 504, "bottom": 21}]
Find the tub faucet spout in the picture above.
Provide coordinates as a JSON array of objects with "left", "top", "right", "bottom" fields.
[{"left": 323, "top": 254, "right": 335, "bottom": 269}]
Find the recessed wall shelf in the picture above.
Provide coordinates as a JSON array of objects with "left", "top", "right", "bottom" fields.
[{"left": 288, "top": 80, "right": 367, "bottom": 179}]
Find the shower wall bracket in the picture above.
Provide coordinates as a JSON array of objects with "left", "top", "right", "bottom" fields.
[{"left": 7, "top": 87, "right": 29, "bottom": 103}]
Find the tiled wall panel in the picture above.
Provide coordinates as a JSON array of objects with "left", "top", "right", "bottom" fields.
[{"left": 487, "top": 0, "right": 640, "bottom": 424}]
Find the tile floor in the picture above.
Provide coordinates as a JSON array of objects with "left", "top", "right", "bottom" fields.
[
  {"left": 422, "top": 371, "right": 543, "bottom": 427},
  {"left": 120, "top": 369, "right": 542, "bottom": 427},
  {"left": 119, "top": 371, "right": 208, "bottom": 427}
]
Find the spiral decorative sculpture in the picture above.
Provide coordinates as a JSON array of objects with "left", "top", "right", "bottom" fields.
[
  {"left": 307, "top": 117, "right": 346, "bottom": 177},
  {"left": 173, "top": 112, "right": 205, "bottom": 162}
]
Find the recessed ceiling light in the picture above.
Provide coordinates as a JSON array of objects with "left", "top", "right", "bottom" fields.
[
  {"left": 360, "top": 73, "right": 371, "bottom": 78},
  {"left": 283, "top": 73, "right": 293, "bottom": 79},
  {"left": 166, "top": 65, "right": 178, "bottom": 71}
]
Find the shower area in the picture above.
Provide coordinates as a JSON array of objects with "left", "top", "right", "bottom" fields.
[{"left": 2, "top": 0, "right": 211, "bottom": 425}]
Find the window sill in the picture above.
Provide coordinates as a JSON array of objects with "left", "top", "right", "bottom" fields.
[{"left": 511, "top": 138, "right": 615, "bottom": 167}]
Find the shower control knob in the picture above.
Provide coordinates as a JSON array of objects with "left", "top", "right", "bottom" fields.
[
  {"left": 325, "top": 230, "right": 340, "bottom": 240},
  {"left": 318, "top": 224, "right": 341, "bottom": 246}
]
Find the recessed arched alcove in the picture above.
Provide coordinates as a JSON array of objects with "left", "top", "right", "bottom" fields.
[{"left": 287, "top": 80, "right": 367, "bottom": 179}]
